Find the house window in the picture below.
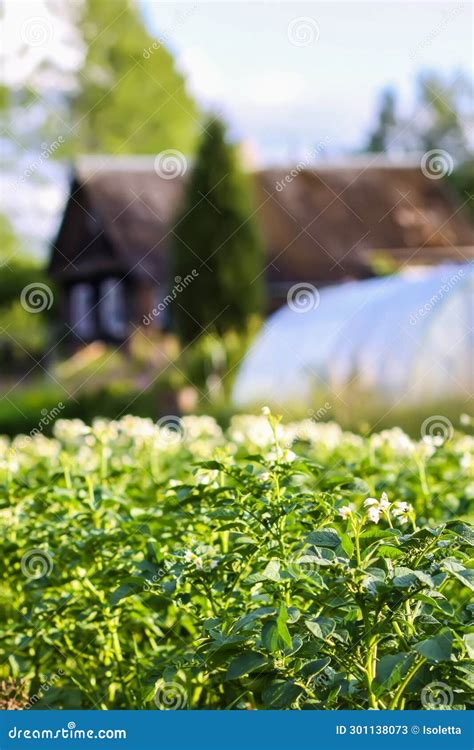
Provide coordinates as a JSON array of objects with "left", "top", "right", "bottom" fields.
[
  {"left": 99, "top": 278, "right": 128, "bottom": 338},
  {"left": 70, "top": 283, "right": 95, "bottom": 339}
]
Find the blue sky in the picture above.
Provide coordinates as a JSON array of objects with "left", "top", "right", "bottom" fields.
[{"left": 141, "top": 1, "right": 473, "bottom": 164}]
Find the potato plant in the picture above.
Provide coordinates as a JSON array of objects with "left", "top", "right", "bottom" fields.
[{"left": 0, "top": 412, "right": 472, "bottom": 710}]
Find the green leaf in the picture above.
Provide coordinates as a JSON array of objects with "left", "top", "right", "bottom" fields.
[
  {"left": 393, "top": 567, "right": 434, "bottom": 588},
  {"left": 306, "top": 529, "right": 341, "bottom": 548},
  {"left": 362, "top": 567, "right": 386, "bottom": 595},
  {"left": 463, "top": 633, "right": 474, "bottom": 659},
  {"left": 261, "top": 680, "right": 302, "bottom": 708},
  {"left": 375, "top": 652, "right": 415, "bottom": 690},
  {"left": 260, "top": 607, "right": 293, "bottom": 653},
  {"left": 232, "top": 608, "right": 276, "bottom": 633},
  {"left": 360, "top": 528, "right": 400, "bottom": 542},
  {"left": 276, "top": 605, "right": 293, "bottom": 650},
  {"left": 378, "top": 544, "right": 404, "bottom": 559},
  {"left": 441, "top": 558, "right": 474, "bottom": 591},
  {"left": 109, "top": 576, "right": 145, "bottom": 605},
  {"left": 412, "top": 593, "right": 453, "bottom": 616},
  {"left": 261, "top": 621, "right": 280, "bottom": 653},
  {"left": 414, "top": 628, "right": 453, "bottom": 663},
  {"left": 340, "top": 533, "right": 354, "bottom": 558},
  {"left": 226, "top": 651, "right": 267, "bottom": 679},
  {"left": 446, "top": 521, "right": 474, "bottom": 546},
  {"left": 305, "top": 617, "right": 336, "bottom": 640},
  {"left": 262, "top": 560, "right": 281, "bottom": 581},
  {"left": 299, "top": 656, "right": 331, "bottom": 679},
  {"left": 392, "top": 567, "right": 417, "bottom": 588},
  {"left": 286, "top": 607, "right": 300, "bottom": 624}
]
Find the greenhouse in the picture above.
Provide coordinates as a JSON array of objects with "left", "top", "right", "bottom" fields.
[{"left": 233, "top": 264, "right": 473, "bottom": 416}]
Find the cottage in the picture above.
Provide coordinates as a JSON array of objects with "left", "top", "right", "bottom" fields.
[{"left": 49, "top": 156, "right": 474, "bottom": 344}]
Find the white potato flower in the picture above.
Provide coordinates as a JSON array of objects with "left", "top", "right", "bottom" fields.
[
  {"left": 391, "top": 501, "right": 413, "bottom": 523},
  {"left": 378, "top": 492, "right": 390, "bottom": 511},
  {"left": 367, "top": 506, "right": 381, "bottom": 524},
  {"left": 364, "top": 493, "right": 392, "bottom": 524},
  {"left": 363, "top": 497, "right": 379, "bottom": 507},
  {"left": 338, "top": 504, "right": 355, "bottom": 520}
]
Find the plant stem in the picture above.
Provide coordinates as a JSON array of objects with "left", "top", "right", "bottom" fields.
[{"left": 389, "top": 656, "right": 425, "bottom": 709}]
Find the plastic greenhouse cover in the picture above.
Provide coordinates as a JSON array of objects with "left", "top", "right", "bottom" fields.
[{"left": 232, "top": 263, "right": 473, "bottom": 409}]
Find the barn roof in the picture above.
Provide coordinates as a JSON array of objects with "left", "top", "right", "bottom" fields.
[{"left": 49, "top": 155, "right": 474, "bottom": 284}]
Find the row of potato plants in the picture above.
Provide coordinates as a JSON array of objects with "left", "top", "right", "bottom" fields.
[{"left": 0, "top": 412, "right": 472, "bottom": 709}]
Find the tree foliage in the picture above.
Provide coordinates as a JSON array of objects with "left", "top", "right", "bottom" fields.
[
  {"left": 0, "top": 216, "right": 54, "bottom": 360},
  {"left": 365, "top": 71, "right": 473, "bottom": 161},
  {"left": 366, "top": 88, "right": 398, "bottom": 153},
  {"left": 72, "top": 0, "right": 199, "bottom": 155},
  {"left": 172, "top": 119, "right": 264, "bottom": 342}
]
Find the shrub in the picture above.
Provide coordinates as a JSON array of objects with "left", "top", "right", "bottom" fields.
[{"left": 171, "top": 118, "right": 264, "bottom": 342}]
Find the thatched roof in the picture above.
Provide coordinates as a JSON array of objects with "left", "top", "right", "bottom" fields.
[{"left": 49, "top": 155, "right": 474, "bottom": 285}]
